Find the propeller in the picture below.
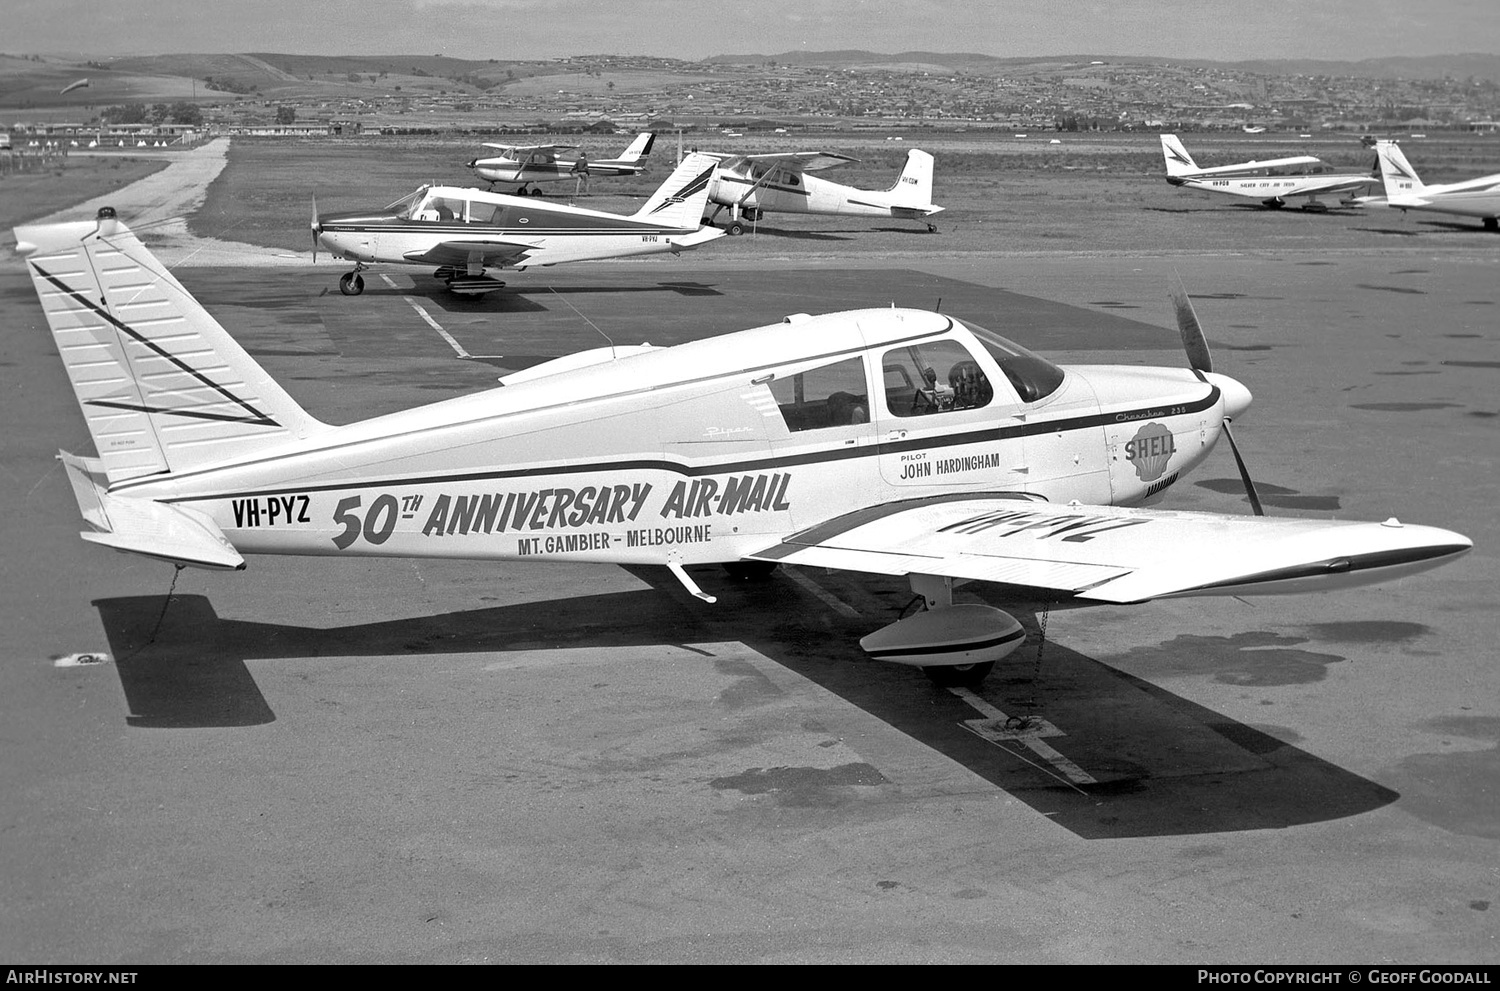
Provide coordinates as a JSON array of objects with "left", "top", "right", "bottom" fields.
[
  {"left": 310, "top": 196, "right": 321, "bottom": 264},
  {"left": 1169, "top": 275, "right": 1265, "bottom": 516}
]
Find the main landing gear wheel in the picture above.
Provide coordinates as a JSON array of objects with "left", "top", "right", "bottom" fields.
[
  {"left": 922, "top": 661, "right": 996, "bottom": 688},
  {"left": 726, "top": 221, "right": 746, "bottom": 236},
  {"left": 339, "top": 272, "right": 365, "bottom": 296}
]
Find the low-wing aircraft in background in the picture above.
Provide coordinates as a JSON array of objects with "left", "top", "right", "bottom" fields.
[
  {"left": 467, "top": 132, "right": 655, "bottom": 195},
  {"left": 1361, "top": 140, "right": 1500, "bottom": 231},
  {"left": 14, "top": 209, "right": 1471, "bottom": 689},
  {"left": 311, "top": 152, "right": 723, "bottom": 296},
  {"left": 1160, "top": 134, "right": 1376, "bottom": 211},
  {"left": 700, "top": 147, "right": 945, "bottom": 234}
]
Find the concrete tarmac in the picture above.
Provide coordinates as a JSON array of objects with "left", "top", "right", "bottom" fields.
[{"left": 2, "top": 192, "right": 1498, "bottom": 962}]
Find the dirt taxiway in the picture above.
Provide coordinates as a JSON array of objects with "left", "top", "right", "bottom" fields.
[{"left": 0, "top": 151, "right": 1497, "bottom": 964}]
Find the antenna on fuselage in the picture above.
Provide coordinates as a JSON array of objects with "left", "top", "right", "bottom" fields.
[
  {"left": 935, "top": 297, "right": 942, "bottom": 313},
  {"left": 547, "top": 286, "right": 616, "bottom": 355}
]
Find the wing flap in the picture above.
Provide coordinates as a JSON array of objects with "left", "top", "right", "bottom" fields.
[{"left": 752, "top": 499, "right": 1470, "bottom": 602}]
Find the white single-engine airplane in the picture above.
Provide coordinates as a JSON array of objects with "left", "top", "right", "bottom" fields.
[
  {"left": 1363, "top": 140, "right": 1500, "bottom": 231},
  {"left": 467, "top": 132, "right": 655, "bottom": 195},
  {"left": 701, "top": 148, "right": 944, "bottom": 234},
  {"left": 15, "top": 209, "right": 1471, "bottom": 687},
  {"left": 312, "top": 152, "right": 723, "bottom": 296},
  {"left": 1160, "top": 134, "right": 1375, "bottom": 211}
]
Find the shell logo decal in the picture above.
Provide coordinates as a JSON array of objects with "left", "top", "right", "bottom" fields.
[{"left": 1125, "top": 422, "right": 1176, "bottom": 481}]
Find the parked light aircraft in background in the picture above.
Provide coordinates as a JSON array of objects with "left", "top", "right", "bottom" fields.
[
  {"left": 311, "top": 152, "right": 723, "bottom": 296},
  {"left": 467, "top": 132, "right": 655, "bottom": 194},
  {"left": 700, "top": 148, "right": 944, "bottom": 234},
  {"left": 14, "top": 209, "right": 1471, "bottom": 688},
  {"left": 1364, "top": 140, "right": 1500, "bottom": 230},
  {"left": 1160, "top": 134, "right": 1375, "bottom": 211}
]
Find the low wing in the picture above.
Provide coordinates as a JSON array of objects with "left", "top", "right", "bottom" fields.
[
  {"left": 1290, "top": 174, "right": 1378, "bottom": 197},
  {"left": 750, "top": 498, "right": 1469, "bottom": 603},
  {"left": 723, "top": 151, "right": 858, "bottom": 174},
  {"left": 403, "top": 239, "right": 535, "bottom": 267}
]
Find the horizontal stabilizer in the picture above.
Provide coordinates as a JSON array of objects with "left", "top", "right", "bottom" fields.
[{"left": 60, "top": 450, "right": 244, "bottom": 570}]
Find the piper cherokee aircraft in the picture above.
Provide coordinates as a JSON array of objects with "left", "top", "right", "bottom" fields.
[
  {"left": 311, "top": 152, "right": 723, "bottom": 296},
  {"left": 1362, "top": 139, "right": 1500, "bottom": 231},
  {"left": 15, "top": 209, "right": 1471, "bottom": 687},
  {"left": 467, "top": 132, "right": 656, "bottom": 195},
  {"left": 1160, "top": 134, "right": 1376, "bottom": 211},
  {"left": 701, "top": 147, "right": 944, "bottom": 234}
]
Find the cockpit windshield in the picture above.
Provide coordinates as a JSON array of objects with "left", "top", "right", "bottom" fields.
[
  {"left": 385, "top": 186, "right": 429, "bottom": 218},
  {"left": 960, "top": 319, "right": 1066, "bottom": 403}
]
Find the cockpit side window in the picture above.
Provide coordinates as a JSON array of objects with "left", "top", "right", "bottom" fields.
[
  {"left": 768, "top": 357, "right": 869, "bottom": 432},
  {"left": 881, "top": 339, "right": 994, "bottom": 418},
  {"left": 962, "top": 322, "right": 1065, "bottom": 403},
  {"left": 416, "top": 194, "right": 465, "bottom": 222},
  {"left": 386, "top": 187, "right": 427, "bottom": 219}
]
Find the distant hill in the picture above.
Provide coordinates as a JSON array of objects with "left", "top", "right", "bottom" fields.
[{"left": 704, "top": 50, "right": 1500, "bottom": 82}]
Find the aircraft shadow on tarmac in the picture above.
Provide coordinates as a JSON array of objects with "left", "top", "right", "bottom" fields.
[
  {"left": 93, "top": 565, "right": 1398, "bottom": 840},
  {"left": 332, "top": 279, "right": 727, "bottom": 315},
  {"left": 1354, "top": 220, "right": 1498, "bottom": 237}
]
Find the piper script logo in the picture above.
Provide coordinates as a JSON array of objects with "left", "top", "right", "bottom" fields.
[{"left": 1126, "top": 422, "right": 1176, "bottom": 482}]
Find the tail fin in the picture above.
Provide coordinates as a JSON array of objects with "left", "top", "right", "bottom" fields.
[
  {"left": 887, "top": 149, "right": 938, "bottom": 209},
  {"left": 632, "top": 152, "right": 718, "bottom": 228},
  {"left": 1375, "top": 140, "right": 1424, "bottom": 198},
  {"left": 616, "top": 131, "right": 655, "bottom": 163},
  {"left": 1161, "top": 134, "right": 1199, "bottom": 176},
  {"left": 14, "top": 208, "right": 327, "bottom": 485}
]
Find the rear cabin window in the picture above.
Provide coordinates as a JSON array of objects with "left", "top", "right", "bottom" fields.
[
  {"left": 768, "top": 357, "right": 869, "bottom": 431},
  {"left": 882, "top": 339, "right": 994, "bottom": 418},
  {"left": 467, "top": 201, "right": 502, "bottom": 225}
]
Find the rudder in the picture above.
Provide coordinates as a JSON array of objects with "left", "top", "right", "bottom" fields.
[
  {"left": 888, "top": 149, "right": 937, "bottom": 208},
  {"left": 1161, "top": 134, "right": 1199, "bottom": 176},
  {"left": 15, "top": 208, "right": 327, "bottom": 485},
  {"left": 632, "top": 152, "right": 718, "bottom": 228},
  {"left": 1375, "top": 140, "right": 1424, "bottom": 198}
]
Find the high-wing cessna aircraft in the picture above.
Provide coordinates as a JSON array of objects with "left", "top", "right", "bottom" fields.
[
  {"left": 1363, "top": 140, "right": 1500, "bottom": 230},
  {"left": 312, "top": 152, "right": 723, "bottom": 296},
  {"left": 15, "top": 209, "right": 1471, "bottom": 687},
  {"left": 466, "top": 132, "right": 656, "bottom": 195},
  {"left": 702, "top": 148, "right": 944, "bottom": 234},
  {"left": 1160, "top": 134, "right": 1376, "bottom": 211}
]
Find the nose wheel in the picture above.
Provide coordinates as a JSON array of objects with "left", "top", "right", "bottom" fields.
[{"left": 338, "top": 263, "right": 368, "bottom": 296}]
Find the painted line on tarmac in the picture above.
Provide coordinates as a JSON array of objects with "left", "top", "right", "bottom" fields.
[
  {"left": 950, "top": 686, "right": 1097, "bottom": 788},
  {"left": 380, "top": 274, "right": 474, "bottom": 359},
  {"left": 781, "top": 567, "right": 862, "bottom": 619}
]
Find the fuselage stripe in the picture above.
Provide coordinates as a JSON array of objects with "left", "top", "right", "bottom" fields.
[{"left": 153, "top": 386, "right": 1220, "bottom": 507}]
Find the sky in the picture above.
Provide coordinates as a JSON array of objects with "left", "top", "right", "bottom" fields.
[{"left": 7, "top": 0, "right": 1500, "bottom": 63}]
